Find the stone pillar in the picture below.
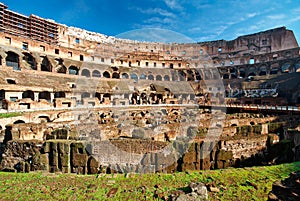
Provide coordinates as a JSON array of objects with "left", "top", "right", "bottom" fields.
[
  {"left": 34, "top": 92, "right": 39, "bottom": 101},
  {"left": 261, "top": 124, "right": 269, "bottom": 134},
  {"left": 50, "top": 93, "right": 55, "bottom": 103}
]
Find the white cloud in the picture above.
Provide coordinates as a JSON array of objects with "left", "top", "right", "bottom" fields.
[
  {"left": 247, "top": 13, "right": 257, "bottom": 18},
  {"left": 144, "top": 17, "right": 175, "bottom": 25},
  {"left": 135, "top": 7, "right": 176, "bottom": 18},
  {"left": 267, "top": 14, "right": 286, "bottom": 20},
  {"left": 163, "top": 0, "right": 183, "bottom": 10}
]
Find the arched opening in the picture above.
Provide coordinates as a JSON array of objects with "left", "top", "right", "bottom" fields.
[
  {"left": 22, "top": 90, "right": 34, "bottom": 100},
  {"left": 54, "top": 91, "right": 65, "bottom": 98},
  {"left": 69, "top": 66, "right": 79, "bottom": 75},
  {"left": 121, "top": 73, "right": 129, "bottom": 79},
  {"left": 248, "top": 72, "right": 256, "bottom": 77},
  {"left": 81, "top": 69, "right": 90, "bottom": 77},
  {"left": 92, "top": 70, "right": 101, "bottom": 77},
  {"left": 112, "top": 72, "right": 120, "bottom": 79},
  {"left": 130, "top": 73, "right": 138, "bottom": 81},
  {"left": 187, "top": 69, "right": 195, "bottom": 81},
  {"left": 178, "top": 70, "right": 186, "bottom": 81},
  {"left": 38, "top": 116, "right": 50, "bottom": 123},
  {"left": 239, "top": 68, "right": 246, "bottom": 78},
  {"left": 103, "top": 93, "right": 111, "bottom": 102},
  {"left": 231, "top": 124, "right": 237, "bottom": 127},
  {"left": 23, "top": 53, "right": 36, "bottom": 70},
  {"left": 231, "top": 73, "right": 237, "bottom": 79},
  {"left": 281, "top": 63, "right": 291, "bottom": 73},
  {"left": 148, "top": 74, "right": 154, "bottom": 80},
  {"left": 14, "top": 120, "right": 25, "bottom": 124},
  {"left": 259, "top": 65, "right": 267, "bottom": 76},
  {"left": 41, "top": 56, "right": 52, "bottom": 72},
  {"left": 95, "top": 92, "right": 101, "bottom": 101},
  {"left": 81, "top": 92, "right": 90, "bottom": 99},
  {"left": 0, "top": 89, "right": 5, "bottom": 103},
  {"left": 57, "top": 65, "right": 67, "bottom": 74},
  {"left": 248, "top": 67, "right": 256, "bottom": 77},
  {"left": 6, "top": 51, "right": 19, "bottom": 70},
  {"left": 229, "top": 67, "right": 236, "bottom": 74},
  {"left": 195, "top": 71, "right": 201, "bottom": 80},
  {"left": 295, "top": 62, "right": 300, "bottom": 72},
  {"left": 270, "top": 68, "right": 278, "bottom": 75},
  {"left": 223, "top": 74, "right": 229, "bottom": 79},
  {"left": 103, "top": 71, "right": 111, "bottom": 78},
  {"left": 156, "top": 75, "right": 162, "bottom": 81},
  {"left": 164, "top": 75, "right": 170, "bottom": 81},
  {"left": 140, "top": 74, "right": 146, "bottom": 80},
  {"left": 39, "top": 91, "right": 51, "bottom": 102}
]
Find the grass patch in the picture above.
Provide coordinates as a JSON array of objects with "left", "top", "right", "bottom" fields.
[
  {"left": 0, "top": 162, "right": 299, "bottom": 200},
  {"left": 0, "top": 112, "right": 21, "bottom": 119}
]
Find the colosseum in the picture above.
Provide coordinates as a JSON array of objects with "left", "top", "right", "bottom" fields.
[{"left": 0, "top": 3, "right": 300, "bottom": 174}]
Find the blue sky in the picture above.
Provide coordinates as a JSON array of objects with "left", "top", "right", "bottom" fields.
[{"left": 2, "top": 0, "right": 300, "bottom": 43}]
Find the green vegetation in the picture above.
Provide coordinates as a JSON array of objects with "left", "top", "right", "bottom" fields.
[
  {"left": 0, "top": 162, "right": 299, "bottom": 200},
  {"left": 0, "top": 112, "right": 21, "bottom": 119}
]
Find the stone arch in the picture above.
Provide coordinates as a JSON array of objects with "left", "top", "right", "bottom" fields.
[
  {"left": 223, "top": 74, "right": 229, "bottom": 79},
  {"left": 156, "top": 75, "right": 162, "bottom": 81},
  {"left": 54, "top": 58, "right": 66, "bottom": 74},
  {"left": 22, "top": 90, "right": 34, "bottom": 100},
  {"left": 259, "top": 65, "right": 267, "bottom": 76},
  {"left": 121, "top": 73, "right": 129, "bottom": 79},
  {"left": 112, "top": 72, "right": 120, "bottom": 79},
  {"left": 270, "top": 68, "right": 279, "bottom": 75},
  {"left": 57, "top": 65, "right": 67, "bottom": 74},
  {"left": 54, "top": 91, "right": 65, "bottom": 98},
  {"left": 195, "top": 70, "right": 202, "bottom": 80},
  {"left": 81, "top": 69, "right": 90, "bottom": 77},
  {"left": 23, "top": 52, "right": 37, "bottom": 70},
  {"left": 295, "top": 61, "right": 300, "bottom": 72},
  {"left": 69, "top": 66, "right": 79, "bottom": 75},
  {"left": 140, "top": 74, "right": 146, "bottom": 80},
  {"left": 164, "top": 75, "right": 170, "bottom": 81},
  {"left": 81, "top": 92, "right": 90, "bottom": 99},
  {"left": 248, "top": 72, "right": 256, "bottom": 77},
  {"left": 148, "top": 74, "right": 154, "bottom": 80},
  {"left": 187, "top": 69, "right": 195, "bottom": 81},
  {"left": 178, "top": 70, "right": 186, "bottom": 81},
  {"left": 103, "top": 71, "right": 111, "bottom": 78},
  {"left": 247, "top": 67, "right": 256, "bottom": 77},
  {"left": 41, "top": 56, "right": 52, "bottom": 72},
  {"left": 92, "top": 70, "right": 101, "bottom": 77},
  {"left": 38, "top": 116, "right": 50, "bottom": 123},
  {"left": 87, "top": 156, "right": 99, "bottom": 174},
  {"left": 6, "top": 51, "right": 19, "bottom": 70},
  {"left": 130, "top": 73, "right": 138, "bottom": 80},
  {"left": 14, "top": 120, "right": 25, "bottom": 124},
  {"left": 281, "top": 62, "right": 292, "bottom": 73},
  {"left": 239, "top": 68, "right": 246, "bottom": 78},
  {"left": 39, "top": 91, "right": 51, "bottom": 102}
]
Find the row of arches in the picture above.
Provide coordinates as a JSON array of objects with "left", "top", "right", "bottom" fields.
[
  {"left": 4, "top": 50, "right": 300, "bottom": 81},
  {"left": 21, "top": 90, "right": 66, "bottom": 101}
]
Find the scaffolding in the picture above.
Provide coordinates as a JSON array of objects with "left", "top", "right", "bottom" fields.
[{"left": 0, "top": 3, "right": 58, "bottom": 44}]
